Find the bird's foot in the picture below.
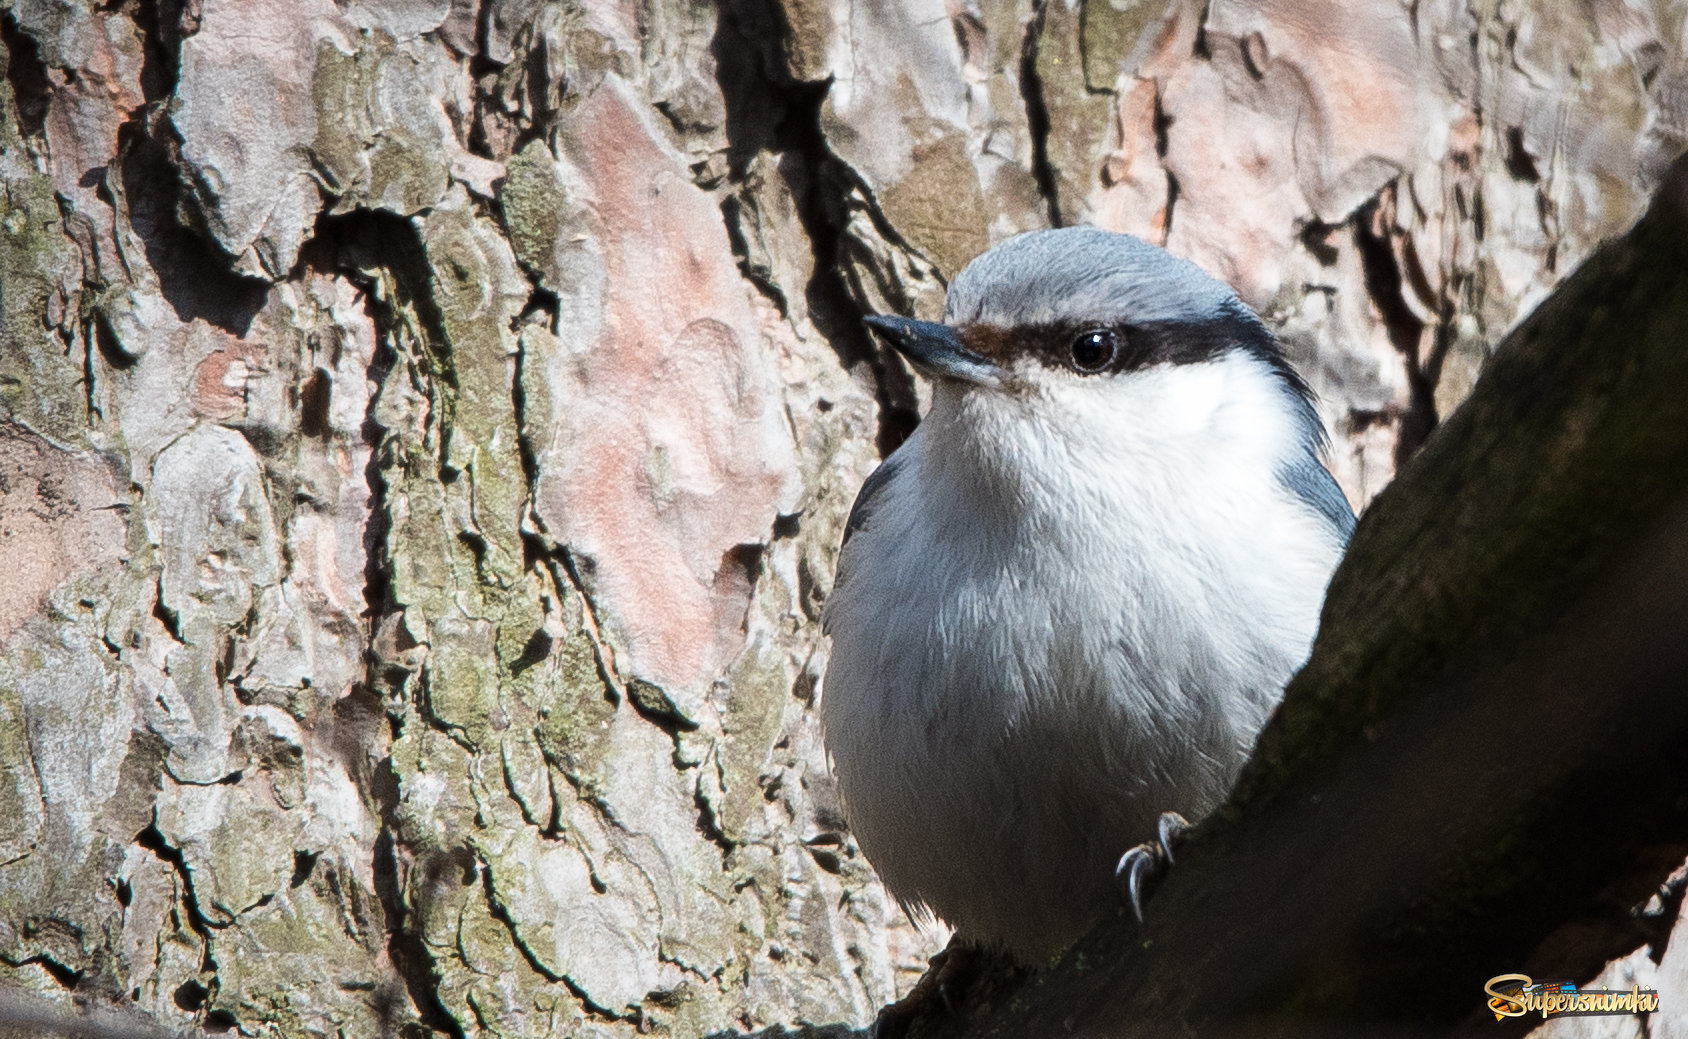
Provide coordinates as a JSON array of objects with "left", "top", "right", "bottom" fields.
[
  {"left": 872, "top": 941, "right": 989, "bottom": 1039},
  {"left": 1113, "top": 811, "right": 1191, "bottom": 923}
]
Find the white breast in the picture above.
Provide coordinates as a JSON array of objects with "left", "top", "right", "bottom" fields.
[{"left": 820, "top": 352, "right": 1346, "bottom": 960}]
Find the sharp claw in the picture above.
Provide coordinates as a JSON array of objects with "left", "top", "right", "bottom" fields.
[
  {"left": 1129, "top": 854, "right": 1149, "bottom": 923},
  {"left": 873, "top": 941, "right": 981, "bottom": 1035},
  {"left": 938, "top": 978, "right": 961, "bottom": 1018},
  {"left": 1117, "top": 813, "right": 1192, "bottom": 924},
  {"left": 1114, "top": 845, "right": 1154, "bottom": 923},
  {"left": 1156, "top": 811, "right": 1191, "bottom": 865}
]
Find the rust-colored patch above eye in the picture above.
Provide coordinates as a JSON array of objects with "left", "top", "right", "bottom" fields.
[
  {"left": 957, "top": 322, "right": 1072, "bottom": 368},
  {"left": 956, "top": 323, "right": 1015, "bottom": 363}
]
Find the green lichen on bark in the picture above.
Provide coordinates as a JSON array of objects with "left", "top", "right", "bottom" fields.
[
  {"left": 311, "top": 35, "right": 450, "bottom": 216},
  {"left": 1034, "top": 0, "right": 1115, "bottom": 224},
  {"left": 0, "top": 622, "right": 131, "bottom": 992},
  {"left": 876, "top": 120, "right": 989, "bottom": 279},
  {"left": 500, "top": 140, "right": 569, "bottom": 283},
  {"left": 1079, "top": 0, "right": 1158, "bottom": 92},
  {"left": 0, "top": 65, "right": 81, "bottom": 446},
  {"left": 0, "top": 682, "right": 37, "bottom": 864}
]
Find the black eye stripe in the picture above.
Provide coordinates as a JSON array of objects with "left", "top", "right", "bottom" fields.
[{"left": 956, "top": 313, "right": 1263, "bottom": 375}]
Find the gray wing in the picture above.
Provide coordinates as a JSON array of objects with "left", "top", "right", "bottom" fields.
[
  {"left": 1278, "top": 454, "right": 1356, "bottom": 542},
  {"left": 841, "top": 455, "right": 904, "bottom": 547},
  {"left": 824, "top": 456, "right": 904, "bottom": 636}
]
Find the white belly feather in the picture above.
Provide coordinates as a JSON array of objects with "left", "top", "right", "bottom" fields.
[{"left": 820, "top": 354, "right": 1345, "bottom": 960}]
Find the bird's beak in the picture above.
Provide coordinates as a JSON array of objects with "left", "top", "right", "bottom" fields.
[{"left": 863, "top": 315, "right": 1002, "bottom": 387}]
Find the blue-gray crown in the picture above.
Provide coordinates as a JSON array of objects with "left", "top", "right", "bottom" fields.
[{"left": 944, "top": 227, "right": 1240, "bottom": 330}]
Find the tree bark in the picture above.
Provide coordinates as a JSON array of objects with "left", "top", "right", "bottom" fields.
[{"left": 0, "top": 0, "right": 1683, "bottom": 1037}]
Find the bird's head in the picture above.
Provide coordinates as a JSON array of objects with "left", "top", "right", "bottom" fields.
[{"left": 863, "top": 227, "right": 1323, "bottom": 476}]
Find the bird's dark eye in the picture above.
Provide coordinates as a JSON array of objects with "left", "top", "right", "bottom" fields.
[{"left": 1069, "top": 329, "right": 1119, "bottom": 373}]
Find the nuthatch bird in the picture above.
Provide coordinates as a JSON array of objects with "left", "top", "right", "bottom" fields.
[{"left": 820, "top": 227, "right": 1354, "bottom": 963}]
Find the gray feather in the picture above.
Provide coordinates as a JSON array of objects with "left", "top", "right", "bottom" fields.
[
  {"left": 1278, "top": 454, "right": 1357, "bottom": 541},
  {"left": 842, "top": 455, "right": 904, "bottom": 547}
]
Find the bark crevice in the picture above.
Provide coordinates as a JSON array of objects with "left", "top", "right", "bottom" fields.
[{"left": 1019, "top": 0, "right": 1063, "bottom": 228}]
